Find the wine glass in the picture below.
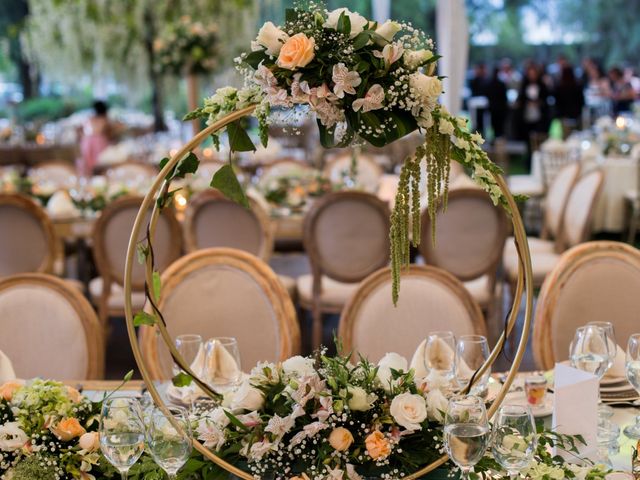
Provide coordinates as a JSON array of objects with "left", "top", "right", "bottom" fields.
[
  {"left": 444, "top": 395, "right": 490, "bottom": 480},
  {"left": 491, "top": 404, "right": 537, "bottom": 478},
  {"left": 204, "top": 337, "right": 242, "bottom": 392},
  {"left": 587, "top": 322, "right": 617, "bottom": 372},
  {"left": 172, "top": 334, "right": 204, "bottom": 377},
  {"left": 99, "top": 397, "right": 145, "bottom": 480},
  {"left": 570, "top": 325, "right": 612, "bottom": 379},
  {"left": 424, "top": 331, "right": 457, "bottom": 381},
  {"left": 623, "top": 333, "right": 640, "bottom": 439},
  {"left": 456, "top": 335, "right": 491, "bottom": 395},
  {"left": 146, "top": 406, "right": 193, "bottom": 479}
]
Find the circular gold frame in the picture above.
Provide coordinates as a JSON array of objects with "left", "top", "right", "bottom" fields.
[{"left": 123, "top": 105, "right": 534, "bottom": 478}]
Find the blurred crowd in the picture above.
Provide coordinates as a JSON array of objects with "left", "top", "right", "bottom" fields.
[{"left": 467, "top": 56, "right": 640, "bottom": 166}]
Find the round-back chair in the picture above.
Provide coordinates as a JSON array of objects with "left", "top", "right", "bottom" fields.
[
  {"left": 28, "top": 160, "right": 77, "bottom": 190},
  {"left": 323, "top": 152, "right": 383, "bottom": 192},
  {"left": 139, "top": 248, "right": 300, "bottom": 379}
]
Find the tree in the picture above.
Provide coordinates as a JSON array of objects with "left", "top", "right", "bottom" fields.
[
  {"left": 25, "top": 0, "right": 256, "bottom": 131},
  {"left": 0, "top": 0, "right": 38, "bottom": 99}
]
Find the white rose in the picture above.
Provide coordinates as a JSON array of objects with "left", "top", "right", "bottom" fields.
[
  {"left": 425, "top": 388, "right": 448, "bottom": 423},
  {"left": 0, "top": 422, "right": 28, "bottom": 451},
  {"left": 390, "top": 393, "right": 427, "bottom": 431},
  {"left": 404, "top": 49, "right": 434, "bottom": 69},
  {"left": 78, "top": 432, "right": 100, "bottom": 452},
  {"left": 409, "top": 72, "right": 442, "bottom": 104},
  {"left": 282, "top": 355, "right": 316, "bottom": 377},
  {"left": 377, "top": 352, "right": 408, "bottom": 392},
  {"left": 374, "top": 20, "right": 401, "bottom": 45},
  {"left": 347, "top": 386, "right": 376, "bottom": 411},
  {"left": 324, "top": 8, "right": 369, "bottom": 38},
  {"left": 230, "top": 381, "right": 265, "bottom": 412},
  {"left": 256, "top": 21, "right": 289, "bottom": 56}
]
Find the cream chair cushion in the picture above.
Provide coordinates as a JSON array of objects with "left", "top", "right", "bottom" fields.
[
  {"left": 297, "top": 274, "right": 359, "bottom": 311},
  {"left": 88, "top": 277, "right": 147, "bottom": 311},
  {"left": 463, "top": 275, "right": 492, "bottom": 307},
  {"left": 504, "top": 249, "right": 560, "bottom": 286}
]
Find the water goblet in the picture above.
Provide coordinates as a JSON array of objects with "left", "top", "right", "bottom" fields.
[
  {"left": 173, "top": 334, "right": 204, "bottom": 377},
  {"left": 570, "top": 325, "right": 613, "bottom": 379},
  {"left": 491, "top": 404, "right": 537, "bottom": 478},
  {"left": 423, "top": 331, "right": 457, "bottom": 381},
  {"left": 99, "top": 397, "right": 145, "bottom": 480},
  {"left": 204, "top": 337, "right": 242, "bottom": 392},
  {"left": 444, "top": 395, "right": 490, "bottom": 480},
  {"left": 623, "top": 333, "right": 640, "bottom": 439},
  {"left": 146, "top": 406, "right": 193, "bottom": 479},
  {"left": 456, "top": 335, "right": 490, "bottom": 395}
]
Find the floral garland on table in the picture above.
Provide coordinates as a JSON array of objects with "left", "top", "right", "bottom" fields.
[
  {"left": 154, "top": 15, "right": 219, "bottom": 76},
  {"left": 184, "top": 2, "right": 512, "bottom": 304}
]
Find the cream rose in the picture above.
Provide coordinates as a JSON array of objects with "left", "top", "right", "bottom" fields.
[
  {"left": 376, "top": 352, "right": 408, "bottom": 392},
  {"left": 374, "top": 20, "right": 401, "bottom": 45},
  {"left": 282, "top": 356, "right": 316, "bottom": 377},
  {"left": 0, "top": 381, "right": 23, "bottom": 402},
  {"left": 0, "top": 422, "right": 28, "bottom": 451},
  {"left": 324, "top": 8, "right": 368, "bottom": 38},
  {"left": 256, "top": 21, "right": 289, "bottom": 56},
  {"left": 425, "top": 388, "right": 448, "bottom": 423},
  {"left": 390, "top": 392, "right": 427, "bottom": 431},
  {"left": 230, "top": 381, "right": 265, "bottom": 412},
  {"left": 66, "top": 386, "right": 82, "bottom": 403},
  {"left": 50, "top": 418, "right": 86, "bottom": 441},
  {"left": 404, "top": 49, "right": 433, "bottom": 69},
  {"left": 277, "top": 33, "right": 315, "bottom": 70},
  {"left": 78, "top": 431, "right": 100, "bottom": 452},
  {"left": 347, "top": 386, "right": 376, "bottom": 411},
  {"left": 409, "top": 72, "right": 442, "bottom": 104},
  {"left": 328, "top": 427, "right": 354, "bottom": 451}
]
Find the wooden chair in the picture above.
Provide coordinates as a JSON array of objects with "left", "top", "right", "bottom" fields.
[
  {"left": 504, "top": 169, "right": 605, "bottom": 291},
  {"left": 533, "top": 241, "right": 640, "bottom": 370},
  {"left": 339, "top": 265, "right": 485, "bottom": 362},
  {"left": 540, "top": 142, "right": 580, "bottom": 189},
  {"left": 419, "top": 188, "right": 508, "bottom": 319},
  {"left": 298, "top": 191, "right": 390, "bottom": 348},
  {"left": 0, "top": 273, "right": 103, "bottom": 379},
  {"left": 323, "top": 152, "right": 383, "bottom": 192},
  {"left": 0, "top": 193, "right": 57, "bottom": 276},
  {"left": 89, "top": 196, "right": 182, "bottom": 326},
  {"left": 139, "top": 248, "right": 300, "bottom": 380},
  {"left": 28, "top": 160, "right": 77, "bottom": 190}
]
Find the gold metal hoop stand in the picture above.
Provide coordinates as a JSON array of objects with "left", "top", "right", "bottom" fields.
[{"left": 123, "top": 104, "right": 534, "bottom": 479}]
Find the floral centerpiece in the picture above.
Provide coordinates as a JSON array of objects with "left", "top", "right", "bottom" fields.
[
  {"left": 262, "top": 172, "right": 333, "bottom": 212},
  {"left": 154, "top": 15, "right": 219, "bottom": 76}
]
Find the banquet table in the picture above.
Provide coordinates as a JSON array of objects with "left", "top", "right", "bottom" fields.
[{"left": 67, "top": 377, "right": 640, "bottom": 473}]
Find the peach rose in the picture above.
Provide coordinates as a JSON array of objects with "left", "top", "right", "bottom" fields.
[
  {"left": 365, "top": 430, "right": 391, "bottom": 460},
  {"left": 290, "top": 474, "right": 310, "bottom": 480},
  {"left": 66, "top": 386, "right": 82, "bottom": 403},
  {"left": 328, "top": 427, "right": 354, "bottom": 451},
  {"left": 51, "top": 418, "right": 86, "bottom": 441},
  {"left": 78, "top": 431, "right": 100, "bottom": 452},
  {"left": 0, "top": 381, "right": 23, "bottom": 401},
  {"left": 277, "top": 33, "right": 315, "bottom": 70}
]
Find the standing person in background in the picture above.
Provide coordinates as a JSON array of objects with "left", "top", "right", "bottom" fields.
[
  {"left": 499, "top": 58, "right": 521, "bottom": 91},
  {"left": 608, "top": 67, "right": 636, "bottom": 115},
  {"left": 79, "top": 100, "right": 115, "bottom": 177},
  {"left": 469, "top": 63, "right": 490, "bottom": 137},
  {"left": 516, "top": 63, "right": 550, "bottom": 171},
  {"left": 487, "top": 67, "right": 508, "bottom": 140},
  {"left": 555, "top": 64, "right": 584, "bottom": 124}
]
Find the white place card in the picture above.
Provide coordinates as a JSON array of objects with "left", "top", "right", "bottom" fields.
[{"left": 552, "top": 363, "right": 599, "bottom": 459}]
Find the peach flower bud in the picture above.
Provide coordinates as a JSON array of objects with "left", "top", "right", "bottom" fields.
[
  {"left": 66, "top": 386, "right": 82, "bottom": 403},
  {"left": 277, "top": 33, "right": 315, "bottom": 70},
  {"left": 51, "top": 418, "right": 86, "bottom": 441},
  {"left": 78, "top": 431, "right": 100, "bottom": 452},
  {"left": 290, "top": 474, "right": 310, "bottom": 480},
  {"left": 328, "top": 427, "right": 354, "bottom": 451},
  {"left": 0, "top": 381, "right": 23, "bottom": 401},
  {"left": 365, "top": 430, "right": 391, "bottom": 460}
]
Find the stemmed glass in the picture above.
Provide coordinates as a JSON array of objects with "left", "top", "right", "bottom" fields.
[
  {"left": 99, "top": 397, "right": 145, "bottom": 480},
  {"left": 444, "top": 395, "right": 490, "bottom": 480},
  {"left": 570, "top": 325, "right": 612, "bottom": 380},
  {"left": 456, "top": 335, "right": 491, "bottom": 395},
  {"left": 491, "top": 404, "right": 537, "bottom": 478},
  {"left": 204, "top": 337, "right": 242, "bottom": 392},
  {"left": 423, "top": 331, "right": 457, "bottom": 381},
  {"left": 623, "top": 333, "right": 640, "bottom": 439},
  {"left": 173, "top": 334, "right": 204, "bottom": 377},
  {"left": 587, "top": 322, "right": 617, "bottom": 372},
  {"left": 146, "top": 406, "right": 193, "bottom": 479}
]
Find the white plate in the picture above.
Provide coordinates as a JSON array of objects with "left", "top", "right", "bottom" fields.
[{"left": 503, "top": 391, "right": 554, "bottom": 417}]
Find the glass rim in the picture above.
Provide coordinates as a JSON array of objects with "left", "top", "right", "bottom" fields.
[
  {"left": 497, "top": 404, "right": 533, "bottom": 416},
  {"left": 457, "top": 334, "right": 488, "bottom": 343},
  {"left": 427, "top": 330, "right": 455, "bottom": 338},
  {"left": 175, "top": 334, "right": 203, "bottom": 343},
  {"left": 448, "top": 394, "right": 485, "bottom": 405},
  {"left": 206, "top": 336, "right": 238, "bottom": 346}
]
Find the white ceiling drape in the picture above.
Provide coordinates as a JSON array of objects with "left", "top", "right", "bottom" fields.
[{"left": 436, "top": 0, "right": 469, "bottom": 115}]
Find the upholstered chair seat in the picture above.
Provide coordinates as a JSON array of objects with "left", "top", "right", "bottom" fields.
[
  {"left": 296, "top": 274, "right": 360, "bottom": 312},
  {"left": 88, "top": 277, "right": 147, "bottom": 311}
]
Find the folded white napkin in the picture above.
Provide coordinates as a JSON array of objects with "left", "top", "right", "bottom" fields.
[
  {"left": 605, "top": 344, "right": 626, "bottom": 378},
  {"left": 0, "top": 349, "right": 16, "bottom": 383},
  {"left": 47, "top": 190, "right": 80, "bottom": 217},
  {"left": 203, "top": 339, "right": 241, "bottom": 386},
  {"left": 410, "top": 338, "right": 473, "bottom": 380}
]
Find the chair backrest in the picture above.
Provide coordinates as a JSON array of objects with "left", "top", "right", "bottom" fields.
[
  {"left": 304, "top": 191, "right": 390, "bottom": 283},
  {"left": 0, "top": 194, "right": 56, "bottom": 276},
  {"left": 540, "top": 143, "right": 579, "bottom": 188},
  {"left": 0, "top": 273, "right": 103, "bottom": 379},
  {"left": 92, "top": 196, "right": 182, "bottom": 290},
  {"left": 419, "top": 188, "right": 508, "bottom": 282},
  {"left": 339, "top": 265, "right": 485, "bottom": 362},
  {"left": 28, "top": 161, "right": 77, "bottom": 189},
  {"left": 543, "top": 162, "right": 581, "bottom": 243},
  {"left": 533, "top": 241, "right": 640, "bottom": 369},
  {"left": 105, "top": 162, "right": 157, "bottom": 182},
  {"left": 183, "top": 190, "right": 273, "bottom": 260},
  {"left": 560, "top": 169, "right": 604, "bottom": 249},
  {"left": 139, "top": 248, "right": 300, "bottom": 379},
  {"left": 323, "top": 152, "right": 383, "bottom": 192},
  {"left": 257, "top": 159, "right": 314, "bottom": 189}
]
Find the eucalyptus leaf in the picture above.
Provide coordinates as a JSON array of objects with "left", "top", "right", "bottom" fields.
[{"left": 210, "top": 164, "right": 250, "bottom": 208}]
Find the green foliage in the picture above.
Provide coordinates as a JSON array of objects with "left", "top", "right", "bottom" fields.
[
  {"left": 210, "top": 163, "right": 250, "bottom": 208},
  {"left": 172, "top": 372, "right": 193, "bottom": 387},
  {"left": 133, "top": 311, "right": 156, "bottom": 326},
  {"left": 17, "top": 95, "right": 92, "bottom": 123}
]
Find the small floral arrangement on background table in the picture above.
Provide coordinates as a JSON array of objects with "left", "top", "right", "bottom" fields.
[{"left": 261, "top": 172, "right": 333, "bottom": 212}]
